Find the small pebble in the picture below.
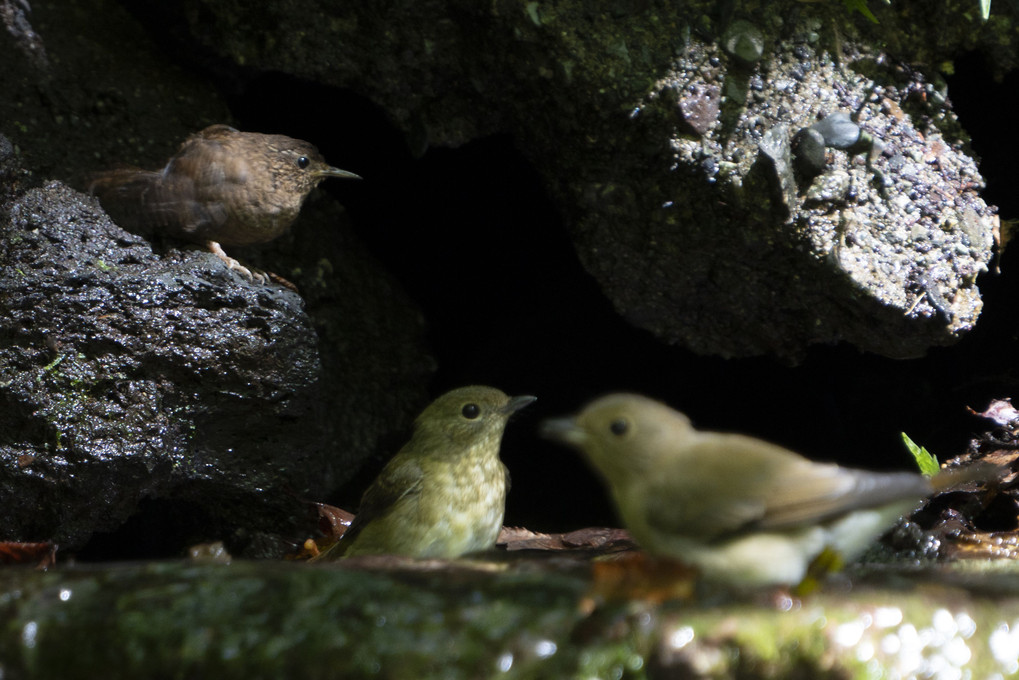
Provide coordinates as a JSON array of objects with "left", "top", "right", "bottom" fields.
[
  {"left": 723, "top": 20, "right": 764, "bottom": 64},
  {"left": 792, "top": 127, "right": 826, "bottom": 178},
  {"left": 812, "top": 112, "right": 860, "bottom": 149}
]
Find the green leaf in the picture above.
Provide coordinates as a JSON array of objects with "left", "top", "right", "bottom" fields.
[
  {"left": 980, "top": 0, "right": 992, "bottom": 21},
  {"left": 901, "top": 432, "right": 940, "bottom": 478},
  {"left": 842, "top": 0, "right": 879, "bottom": 23}
]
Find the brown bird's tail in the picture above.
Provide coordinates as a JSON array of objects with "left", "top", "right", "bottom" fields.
[{"left": 88, "top": 168, "right": 163, "bottom": 237}]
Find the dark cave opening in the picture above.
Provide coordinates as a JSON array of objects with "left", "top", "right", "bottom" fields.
[{"left": 207, "top": 55, "right": 1019, "bottom": 533}]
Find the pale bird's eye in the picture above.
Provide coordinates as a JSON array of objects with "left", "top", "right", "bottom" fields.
[
  {"left": 297, "top": 156, "right": 310, "bottom": 169},
  {"left": 609, "top": 418, "right": 629, "bottom": 436},
  {"left": 461, "top": 403, "right": 480, "bottom": 419}
]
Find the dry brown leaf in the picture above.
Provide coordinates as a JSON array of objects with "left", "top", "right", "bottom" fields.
[
  {"left": 0, "top": 541, "right": 57, "bottom": 568},
  {"left": 289, "top": 503, "right": 356, "bottom": 560},
  {"left": 499, "top": 526, "right": 635, "bottom": 552},
  {"left": 316, "top": 503, "right": 354, "bottom": 537},
  {"left": 582, "top": 552, "right": 697, "bottom": 611}
]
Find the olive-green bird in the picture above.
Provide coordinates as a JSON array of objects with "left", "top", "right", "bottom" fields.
[
  {"left": 542, "top": 393, "right": 978, "bottom": 587},
  {"left": 317, "top": 386, "right": 536, "bottom": 560}
]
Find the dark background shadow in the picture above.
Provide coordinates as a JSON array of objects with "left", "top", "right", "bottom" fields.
[{"left": 221, "top": 54, "right": 1019, "bottom": 532}]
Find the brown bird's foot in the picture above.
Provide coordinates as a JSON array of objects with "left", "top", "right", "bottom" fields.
[
  {"left": 204, "top": 241, "right": 298, "bottom": 290},
  {"left": 205, "top": 240, "right": 267, "bottom": 284}
]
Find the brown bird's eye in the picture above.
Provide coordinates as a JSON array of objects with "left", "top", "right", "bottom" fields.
[
  {"left": 297, "top": 156, "right": 311, "bottom": 169},
  {"left": 609, "top": 418, "right": 629, "bottom": 436},
  {"left": 462, "top": 403, "right": 480, "bottom": 419}
]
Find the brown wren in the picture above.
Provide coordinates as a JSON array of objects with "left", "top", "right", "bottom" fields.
[{"left": 90, "top": 124, "right": 361, "bottom": 283}]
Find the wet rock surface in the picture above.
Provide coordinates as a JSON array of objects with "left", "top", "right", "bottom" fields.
[
  {"left": 3, "top": 557, "right": 1019, "bottom": 679},
  {"left": 0, "top": 177, "right": 431, "bottom": 558}
]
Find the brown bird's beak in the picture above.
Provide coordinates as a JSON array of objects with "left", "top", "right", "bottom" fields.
[
  {"left": 318, "top": 166, "right": 362, "bottom": 180},
  {"left": 539, "top": 417, "right": 588, "bottom": 447},
  {"left": 502, "top": 395, "right": 537, "bottom": 415}
]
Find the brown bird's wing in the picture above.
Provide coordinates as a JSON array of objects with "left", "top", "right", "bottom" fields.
[
  {"left": 645, "top": 432, "right": 931, "bottom": 541},
  {"left": 90, "top": 164, "right": 230, "bottom": 242},
  {"left": 157, "top": 137, "right": 240, "bottom": 242},
  {"left": 332, "top": 456, "right": 425, "bottom": 555}
]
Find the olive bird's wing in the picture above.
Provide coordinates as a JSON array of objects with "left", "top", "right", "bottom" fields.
[
  {"left": 646, "top": 432, "right": 930, "bottom": 541},
  {"left": 330, "top": 456, "right": 425, "bottom": 556}
]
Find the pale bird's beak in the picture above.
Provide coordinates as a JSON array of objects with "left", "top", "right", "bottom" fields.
[
  {"left": 503, "top": 395, "right": 537, "bottom": 415},
  {"left": 319, "top": 166, "right": 362, "bottom": 180},
  {"left": 539, "top": 417, "right": 588, "bottom": 447}
]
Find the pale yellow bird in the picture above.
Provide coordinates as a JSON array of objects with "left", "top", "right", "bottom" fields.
[{"left": 542, "top": 393, "right": 979, "bottom": 587}]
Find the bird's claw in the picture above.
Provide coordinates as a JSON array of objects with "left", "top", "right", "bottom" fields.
[{"left": 206, "top": 240, "right": 268, "bottom": 284}]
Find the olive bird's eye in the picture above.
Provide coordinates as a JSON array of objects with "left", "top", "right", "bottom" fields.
[
  {"left": 297, "top": 156, "right": 311, "bottom": 169},
  {"left": 462, "top": 403, "right": 480, "bottom": 419},
  {"left": 609, "top": 419, "right": 629, "bottom": 436}
]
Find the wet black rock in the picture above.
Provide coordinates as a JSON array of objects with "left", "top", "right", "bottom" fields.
[
  {"left": 0, "top": 134, "right": 27, "bottom": 204},
  {"left": 0, "top": 178, "right": 431, "bottom": 557},
  {"left": 791, "top": 126, "right": 827, "bottom": 179}
]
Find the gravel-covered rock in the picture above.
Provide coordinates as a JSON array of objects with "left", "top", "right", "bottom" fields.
[{"left": 112, "top": 1, "right": 999, "bottom": 359}]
